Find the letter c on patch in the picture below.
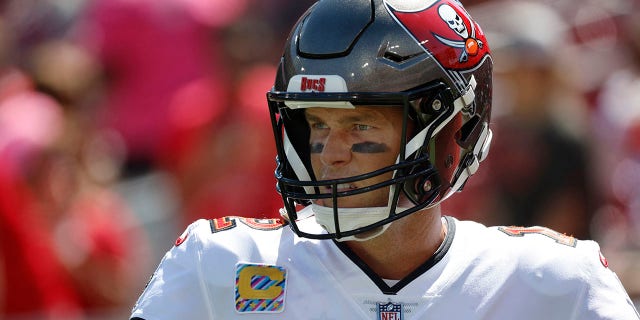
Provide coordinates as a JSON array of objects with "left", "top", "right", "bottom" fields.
[{"left": 237, "top": 265, "right": 284, "bottom": 300}]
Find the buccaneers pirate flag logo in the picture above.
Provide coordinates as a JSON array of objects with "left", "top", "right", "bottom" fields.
[{"left": 385, "top": 0, "right": 490, "bottom": 71}]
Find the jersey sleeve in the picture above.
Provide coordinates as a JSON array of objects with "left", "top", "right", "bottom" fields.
[
  {"left": 490, "top": 224, "right": 639, "bottom": 320},
  {"left": 574, "top": 240, "right": 639, "bottom": 320},
  {"left": 130, "top": 220, "right": 212, "bottom": 320}
]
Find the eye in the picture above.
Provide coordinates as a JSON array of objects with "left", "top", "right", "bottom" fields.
[
  {"left": 310, "top": 122, "right": 329, "bottom": 130},
  {"left": 354, "top": 124, "right": 373, "bottom": 131}
]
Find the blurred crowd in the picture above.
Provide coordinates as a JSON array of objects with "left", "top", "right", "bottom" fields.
[{"left": 0, "top": 0, "right": 638, "bottom": 318}]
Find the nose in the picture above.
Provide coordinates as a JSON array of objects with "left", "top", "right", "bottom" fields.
[{"left": 319, "top": 130, "right": 352, "bottom": 167}]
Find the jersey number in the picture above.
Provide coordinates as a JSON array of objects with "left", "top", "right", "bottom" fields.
[
  {"left": 210, "top": 216, "right": 286, "bottom": 233},
  {"left": 498, "top": 226, "right": 577, "bottom": 247}
]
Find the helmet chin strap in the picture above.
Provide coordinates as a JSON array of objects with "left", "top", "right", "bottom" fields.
[
  {"left": 310, "top": 177, "right": 414, "bottom": 242},
  {"left": 311, "top": 204, "right": 410, "bottom": 242}
]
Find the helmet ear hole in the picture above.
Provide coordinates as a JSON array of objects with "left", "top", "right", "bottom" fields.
[{"left": 456, "top": 114, "right": 482, "bottom": 149}]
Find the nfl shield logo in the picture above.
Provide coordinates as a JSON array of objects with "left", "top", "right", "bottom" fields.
[{"left": 377, "top": 302, "right": 402, "bottom": 320}]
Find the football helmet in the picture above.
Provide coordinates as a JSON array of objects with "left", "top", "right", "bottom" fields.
[{"left": 267, "top": 0, "right": 492, "bottom": 240}]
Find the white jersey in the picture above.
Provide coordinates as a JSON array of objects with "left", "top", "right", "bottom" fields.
[{"left": 130, "top": 215, "right": 639, "bottom": 320}]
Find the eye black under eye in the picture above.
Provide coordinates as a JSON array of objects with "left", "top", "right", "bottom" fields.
[
  {"left": 310, "top": 143, "right": 324, "bottom": 153},
  {"left": 309, "top": 142, "right": 389, "bottom": 154},
  {"left": 351, "top": 142, "right": 389, "bottom": 153}
]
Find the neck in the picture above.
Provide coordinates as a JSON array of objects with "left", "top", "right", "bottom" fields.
[{"left": 344, "top": 205, "right": 446, "bottom": 280}]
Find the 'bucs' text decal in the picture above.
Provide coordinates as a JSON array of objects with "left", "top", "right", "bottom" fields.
[{"left": 300, "top": 77, "right": 326, "bottom": 92}]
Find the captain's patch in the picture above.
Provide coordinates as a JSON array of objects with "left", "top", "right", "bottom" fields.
[{"left": 235, "top": 263, "right": 287, "bottom": 313}]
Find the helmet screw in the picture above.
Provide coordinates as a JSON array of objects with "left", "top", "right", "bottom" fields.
[
  {"left": 432, "top": 99, "right": 442, "bottom": 111},
  {"left": 423, "top": 180, "right": 432, "bottom": 192},
  {"left": 445, "top": 154, "right": 454, "bottom": 168}
]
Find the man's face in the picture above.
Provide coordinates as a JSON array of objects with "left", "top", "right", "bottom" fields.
[{"left": 305, "top": 106, "right": 405, "bottom": 208}]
